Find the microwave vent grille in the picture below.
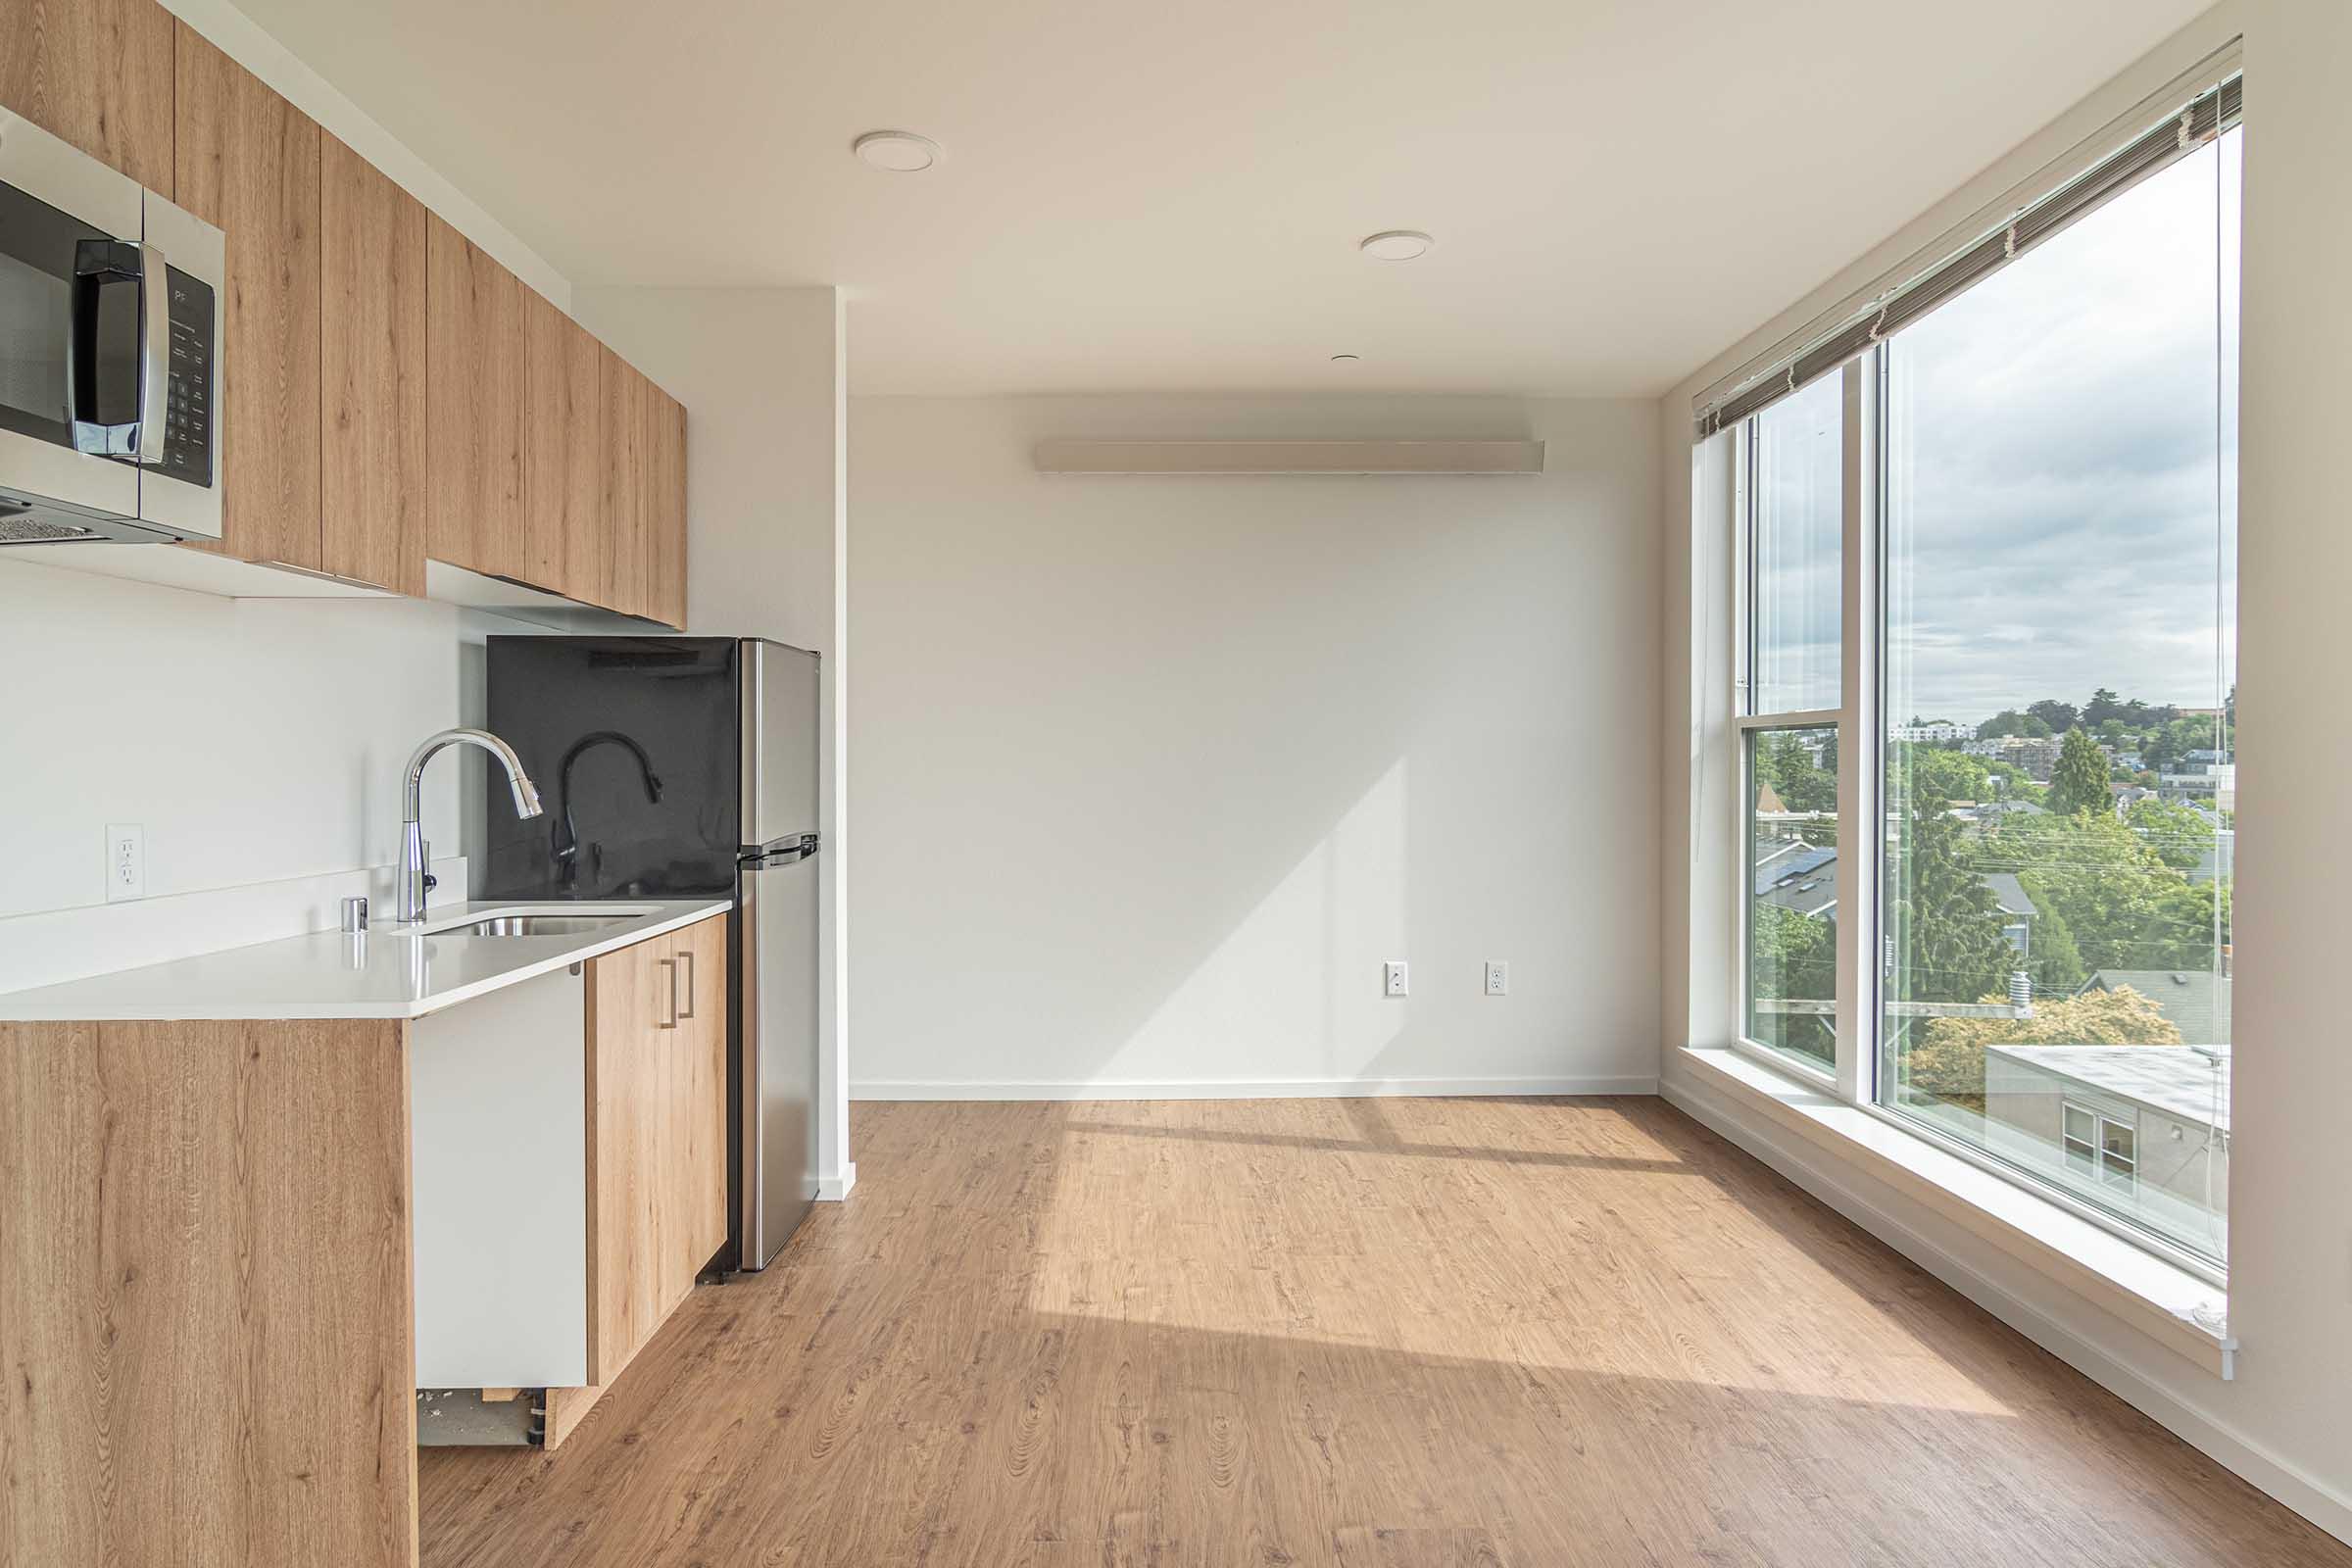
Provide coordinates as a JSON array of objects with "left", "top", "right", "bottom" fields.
[{"left": 0, "top": 513, "right": 104, "bottom": 544}]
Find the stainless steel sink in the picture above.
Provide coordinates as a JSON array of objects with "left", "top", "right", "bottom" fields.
[{"left": 444, "top": 913, "right": 638, "bottom": 938}]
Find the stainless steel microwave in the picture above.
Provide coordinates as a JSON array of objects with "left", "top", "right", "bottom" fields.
[{"left": 0, "top": 111, "right": 223, "bottom": 545}]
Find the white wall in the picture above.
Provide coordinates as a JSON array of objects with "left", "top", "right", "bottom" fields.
[
  {"left": 849, "top": 394, "right": 1661, "bottom": 1098},
  {"left": 0, "top": 558, "right": 518, "bottom": 990},
  {"left": 568, "top": 286, "right": 855, "bottom": 1193},
  {"left": 1658, "top": 1, "right": 2352, "bottom": 1542},
  {"left": 162, "top": 0, "right": 570, "bottom": 306},
  {"left": 2220, "top": 0, "right": 2352, "bottom": 1533}
]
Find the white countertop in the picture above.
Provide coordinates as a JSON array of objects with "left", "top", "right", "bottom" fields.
[{"left": 0, "top": 900, "right": 731, "bottom": 1022}]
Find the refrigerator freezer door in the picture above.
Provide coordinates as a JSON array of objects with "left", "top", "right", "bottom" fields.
[
  {"left": 737, "top": 846, "right": 819, "bottom": 1267},
  {"left": 740, "top": 639, "right": 820, "bottom": 851}
]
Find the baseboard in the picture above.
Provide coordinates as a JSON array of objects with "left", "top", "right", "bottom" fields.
[
  {"left": 1662, "top": 1070, "right": 2352, "bottom": 1549},
  {"left": 850, "top": 1074, "right": 1658, "bottom": 1102},
  {"left": 815, "top": 1163, "right": 856, "bottom": 1201}
]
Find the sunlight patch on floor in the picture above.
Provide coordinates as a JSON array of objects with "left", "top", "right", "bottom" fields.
[{"left": 1022, "top": 1098, "right": 2020, "bottom": 1418}]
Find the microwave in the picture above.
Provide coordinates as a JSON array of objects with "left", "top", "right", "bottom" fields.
[{"left": 0, "top": 111, "right": 223, "bottom": 545}]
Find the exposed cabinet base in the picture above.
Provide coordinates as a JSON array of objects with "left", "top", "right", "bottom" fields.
[{"left": 12, "top": 541, "right": 399, "bottom": 599}]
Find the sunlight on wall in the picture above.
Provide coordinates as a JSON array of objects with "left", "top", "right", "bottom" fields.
[{"left": 1099, "top": 761, "right": 1409, "bottom": 1086}]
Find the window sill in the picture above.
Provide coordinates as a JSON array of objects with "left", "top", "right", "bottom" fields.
[{"left": 1665, "top": 1045, "right": 2233, "bottom": 1379}]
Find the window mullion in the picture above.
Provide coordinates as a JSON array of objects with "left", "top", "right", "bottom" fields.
[{"left": 1834, "top": 353, "right": 1880, "bottom": 1106}]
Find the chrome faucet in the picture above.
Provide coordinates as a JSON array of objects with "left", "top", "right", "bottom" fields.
[{"left": 397, "top": 727, "right": 544, "bottom": 925}]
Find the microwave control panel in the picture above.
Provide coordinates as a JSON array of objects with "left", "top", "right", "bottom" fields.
[{"left": 156, "top": 264, "right": 215, "bottom": 488}]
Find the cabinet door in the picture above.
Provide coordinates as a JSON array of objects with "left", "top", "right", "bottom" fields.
[
  {"left": 424, "top": 213, "right": 524, "bottom": 581},
  {"left": 582, "top": 932, "right": 670, "bottom": 1385},
  {"left": 0, "top": 0, "right": 175, "bottom": 192},
  {"left": 520, "top": 287, "right": 596, "bottom": 596},
  {"left": 318, "top": 134, "right": 425, "bottom": 594},
  {"left": 174, "top": 24, "right": 322, "bottom": 570},
  {"left": 645, "top": 386, "right": 688, "bottom": 629},
  {"left": 665, "top": 914, "right": 729, "bottom": 1301},
  {"left": 599, "top": 349, "right": 650, "bottom": 617}
]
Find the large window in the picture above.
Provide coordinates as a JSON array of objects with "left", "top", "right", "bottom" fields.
[
  {"left": 1740, "top": 378, "right": 1843, "bottom": 1075},
  {"left": 1722, "top": 77, "right": 2238, "bottom": 1271}
]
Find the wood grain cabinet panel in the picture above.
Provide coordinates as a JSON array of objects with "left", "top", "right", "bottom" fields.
[
  {"left": 173, "top": 24, "right": 322, "bottom": 570},
  {"left": 646, "top": 386, "right": 688, "bottom": 629},
  {"left": 671, "top": 913, "right": 730, "bottom": 1283},
  {"left": 557, "top": 317, "right": 611, "bottom": 604},
  {"left": 520, "top": 287, "right": 602, "bottom": 597},
  {"left": 319, "top": 135, "right": 425, "bottom": 594},
  {"left": 582, "top": 932, "right": 664, "bottom": 1387},
  {"left": 424, "top": 213, "right": 524, "bottom": 581},
  {"left": 0, "top": 1019, "right": 416, "bottom": 1568},
  {"left": 600, "top": 348, "right": 651, "bottom": 617},
  {"left": 0, "top": 0, "right": 175, "bottom": 191},
  {"left": 556, "top": 915, "right": 730, "bottom": 1446}
]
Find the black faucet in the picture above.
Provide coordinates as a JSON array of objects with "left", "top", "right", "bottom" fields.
[{"left": 552, "top": 730, "right": 662, "bottom": 888}]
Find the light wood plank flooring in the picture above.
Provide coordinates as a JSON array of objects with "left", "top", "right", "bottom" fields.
[{"left": 420, "top": 1098, "right": 2348, "bottom": 1567}]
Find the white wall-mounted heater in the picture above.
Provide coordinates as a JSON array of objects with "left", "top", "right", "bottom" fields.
[{"left": 1031, "top": 440, "right": 1545, "bottom": 476}]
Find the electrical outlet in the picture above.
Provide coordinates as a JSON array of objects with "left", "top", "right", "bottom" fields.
[
  {"left": 106, "top": 823, "right": 145, "bottom": 903},
  {"left": 1384, "top": 960, "right": 1409, "bottom": 998},
  {"left": 1484, "top": 959, "right": 1509, "bottom": 996}
]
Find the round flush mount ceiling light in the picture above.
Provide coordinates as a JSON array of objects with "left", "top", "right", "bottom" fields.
[
  {"left": 1358, "top": 229, "right": 1433, "bottom": 261},
  {"left": 1330, "top": 353, "right": 1361, "bottom": 362},
  {"left": 852, "top": 130, "right": 940, "bottom": 172}
]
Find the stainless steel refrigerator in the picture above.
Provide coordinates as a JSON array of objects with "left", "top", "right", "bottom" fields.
[{"left": 483, "top": 635, "right": 821, "bottom": 1270}]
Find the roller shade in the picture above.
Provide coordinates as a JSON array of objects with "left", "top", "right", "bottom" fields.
[{"left": 1696, "top": 73, "right": 2240, "bottom": 440}]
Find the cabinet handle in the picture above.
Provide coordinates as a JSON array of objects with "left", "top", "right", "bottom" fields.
[
  {"left": 658, "top": 957, "right": 678, "bottom": 1030},
  {"left": 677, "top": 950, "right": 696, "bottom": 1020}
]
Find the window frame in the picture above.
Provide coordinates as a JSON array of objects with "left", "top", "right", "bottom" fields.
[
  {"left": 1729, "top": 362, "right": 1871, "bottom": 1098},
  {"left": 1725, "top": 332, "right": 2232, "bottom": 1289}
]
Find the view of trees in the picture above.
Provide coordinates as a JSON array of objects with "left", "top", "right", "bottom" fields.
[
  {"left": 1881, "top": 687, "right": 2230, "bottom": 1109},
  {"left": 1902, "top": 986, "right": 2182, "bottom": 1107},
  {"left": 1752, "top": 687, "right": 2232, "bottom": 1098}
]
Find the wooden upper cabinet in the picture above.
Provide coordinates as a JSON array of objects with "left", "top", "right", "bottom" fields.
[
  {"left": 318, "top": 136, "right": 425, "bottom": 595},
  {"left": 424, "top": 213, "right": 524, "bottom": 581},
  {"left": 600, "top": 348, "right": 650, "bottom": 619},
  {"left": 646, "top": 386, "right": 687, "bottom": 629},
  {"left": 519, "top": 287, "right": 598, "bottom": 598},
  {"left": 0, "top": 0, "right": 175, "bottom": 191},
  {"left": 557, "top": 318, "right": 611, "bottom": 605},
  {"left": 174, "top": 24, "right": 322, "bottom": 570}
]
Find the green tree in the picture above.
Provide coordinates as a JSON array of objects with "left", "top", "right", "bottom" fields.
[
  {"left": 1993, "top": 810, "right": 2228, "bottom": 972},
  {"left": 1901, "top": 743, "right": 1991, "bottom": 804},
  {"left": 2025, "top": 900, "right": 2087, "bottom": 995},
  {"left": 1886, "top": 778, "right": 2014, "bottom": 1005},
  {"left": 1749, "top": 905, "right": 1836, "bottom": 1065},
  {"left": 1758, "top": 732, "right": 1836, "bottom": 813},
  {"left": 1902, "top": 987, "right": 2181, "bottom": 1106},
  {"left": 2126, "top": 797, "right": 2218, "bottom": 874},
  {"left": 2081, "top": 688, "right": 2125, "bottom": 726},
  {"left": 2048, "top": 727, "right": 2111, "bottom": 816},
  {"left": 1981, "top": 709, "right": 2052, "bottom": 740},
  {"left": 2028, "top": 699, "right": 2081, "bottom": 733}
]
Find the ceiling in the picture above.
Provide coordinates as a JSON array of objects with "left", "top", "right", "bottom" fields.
[{"left": 231, "top": 0, "right": 2209, "bottom": 396}]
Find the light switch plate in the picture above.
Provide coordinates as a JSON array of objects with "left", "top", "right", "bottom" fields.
[{"left": 1384, "top": 960, "right": 1409, "bottom": 998}]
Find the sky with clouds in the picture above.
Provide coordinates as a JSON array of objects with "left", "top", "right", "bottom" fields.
[{"left": 1752, "top": 130, "right": 2238, "bottom": 728}]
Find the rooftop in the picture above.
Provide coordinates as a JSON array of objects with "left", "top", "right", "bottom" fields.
[
  {"left": 1986, "top": 1045, "right": 2230, "bottom": 1130},
  {"left": 2082, "top": 969, "right": 2232, "bottom": 1046}
]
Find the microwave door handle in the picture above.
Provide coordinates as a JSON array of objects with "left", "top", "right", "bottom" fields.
[
  {"left": 135, "top": 242, "right": 168, "bottom": 466},
  {"left": 68, "top": 240, "right": 141, "bottom": 458}
]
